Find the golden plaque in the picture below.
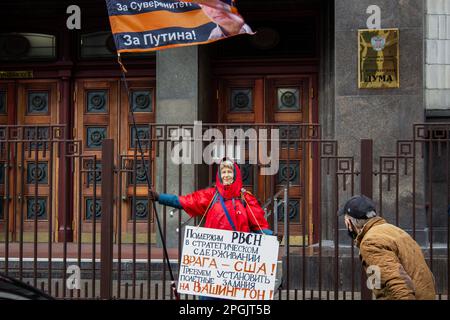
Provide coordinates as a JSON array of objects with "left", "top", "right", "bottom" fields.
[
  {"left": 358, "top": 29, "right": 399, "bottom": 88},
  {"left": 0, "top": 71, "right": 33, "bottom": 79}
]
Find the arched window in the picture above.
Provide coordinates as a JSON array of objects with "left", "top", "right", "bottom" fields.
[
  {"left": 80, "top": 31, "right": 154, "bottom": 59},
  {"left": 80, "top": 31, "right": 116, "bottom": 59},
  {"left": 0, "top": 33, "right": 56, "bottom": 61}
]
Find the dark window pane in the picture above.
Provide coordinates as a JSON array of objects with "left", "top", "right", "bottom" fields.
[
  {"left": 85, "top": 198, "right": 102, "bottom": 220},
  {"left": 80, "top": 31, "right": 155, "bottom": 60},
  {"left": 0, "top": 162, "right": 4, "bottom": 184},
  {"left": 27, "top": 197, "right": 47, "bottom": 220},
  {"left": 131, "top": 90, "right": 152, "bottom": 112},
  {"left": 279, "top": 125, "right": 300, "bottom": 149},
  {"left": 0, "top": 91, "right": 6, "bottom": 114},
  {"left": 86, "top": 127, "right": 107, "bottom": 149},
  {"left": 230, "top": 89, "right": 253, "bottom": 112},
  {"left": 27, "top": 162, "right": 48, "bottom": 184},
  {"left": 86, "top": 90, "right": 108, "bottom": 113},
  {"left": 0, "top": 33, "right": 56, "bottom": 61},
  {"left": 277, "top": 161, "right": 300, "bottom": 185},
  {"left": 277, "top": 199, "right": 300, "bottom": 223},
  {"left": 24, "top": 127, "right": 50, "bottom": 150},
  {"left": 131, "top": 198, "right": 150, "bottom": 221},
  {"left": 277, "top": 88, "right": 300, "bottom": 111},
  {"left": 130, "top": 125, "right": 150, "bottom": 149},
  {"left": 80, "top": 31, "right": 115, "bottom": 58},
  {"left": 212, "top": 16, "right": 317, "bottom": 58},
  {"left": 27, "top": 92, "right": 49, "bottom": 114},
  {"left": 128, "top": 160, "right": 150, "bottom": 185},
  {"left": 85, "top": 160, "right": 102, "bottom": 184}
]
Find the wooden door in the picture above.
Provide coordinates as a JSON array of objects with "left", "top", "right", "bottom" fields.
[
  {"left": 217, "top": 75, "right": 316, "bottom": 245},
  {"left": 119, "top": 79, "right": 156, "bottom": 240},
  {"left": 266, "top": 76, "right": 315, "bottom": 245},
  {"left": 0, "top": 80, "right": 60, "bottom": 241},
  {"left": 16, "top": 81, "right": 59, "bottom": 239},
  {"left": 217, "top": 77, "right": 264, "bottom": 196},
  {"left": 74, "top": 78, "right": 156, "bottom": 242},
  {"left": 74, "top": 79, "right": 119, "bottom": 241},
  {"left": 0, "top": 82, "right": 12, "bottom": 125},
  {"left": 0, "top": 82, "right": 14, "bottom": 236}
]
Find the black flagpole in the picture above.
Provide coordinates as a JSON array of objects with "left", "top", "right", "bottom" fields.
[{"left": 118, "top": 54, "right": 180, "bottom": 300}]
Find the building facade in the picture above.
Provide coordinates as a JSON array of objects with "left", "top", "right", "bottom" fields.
[{"left": 0, "top": 0, "right": 449, "bottom": 299}]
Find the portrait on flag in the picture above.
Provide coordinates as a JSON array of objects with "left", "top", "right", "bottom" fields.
[
  {"left": 105, "top": 0, "right": 254, "bottom": 53},
  {"left": 196, "top": 0, "right": 253, "bottom": 40}
]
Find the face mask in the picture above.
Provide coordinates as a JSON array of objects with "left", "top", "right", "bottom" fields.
[
  {"left": 347, "top": 228, "right": 358, "bottom": 239},
  {"left": 346, "top": 221, "right": 358, "bottom": 239}
]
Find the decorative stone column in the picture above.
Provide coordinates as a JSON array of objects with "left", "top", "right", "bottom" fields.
[{"left": 155, "top": 46, "right": 212, "bottom": 247}]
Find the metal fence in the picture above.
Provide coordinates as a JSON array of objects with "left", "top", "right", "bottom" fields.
[{"left": 0, "top": 123, "right": 448, "bottom": 300}]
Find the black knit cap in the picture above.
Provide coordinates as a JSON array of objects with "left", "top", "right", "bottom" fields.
[{"left": 338, "top": 195, "right": 376, "bottom": 219}]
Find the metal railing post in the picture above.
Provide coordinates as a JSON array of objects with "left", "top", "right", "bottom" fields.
[
  {"left": 283, "top": 188, "right": 288, "bottom": 258},
  {"left": 360, "top": 139, "right": 373, "bottom": 300},
  {"left": 100, "top": 139, "right": 114, "bottom": 299},
  {"left": 274, "top": 198, "right": 278, "bottom": 235}
]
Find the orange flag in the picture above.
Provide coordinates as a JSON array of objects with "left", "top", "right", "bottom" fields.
[{"left": 105, "top": 0, "right": 253, "bottom": 53}]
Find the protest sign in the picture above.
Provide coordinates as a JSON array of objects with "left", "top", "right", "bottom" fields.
[{"left": 177, "top": 226, "right": 279, "bottom": 300}]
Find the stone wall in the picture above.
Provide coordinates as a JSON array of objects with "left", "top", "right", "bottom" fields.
[{"left": 334, "top": 0, "right": 427, "bottom": 242}]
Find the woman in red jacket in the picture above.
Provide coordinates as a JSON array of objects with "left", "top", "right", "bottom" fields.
[
  {"left": 150, "top": 158, "right": 273, "bottom": 300},
  {"left": 150, "top": 158, "right": 273, "bottom": 235}
]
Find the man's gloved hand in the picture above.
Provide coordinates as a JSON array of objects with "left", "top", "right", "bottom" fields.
[{"left": 149, "top": 191, "right": 159, "bottom": 201}]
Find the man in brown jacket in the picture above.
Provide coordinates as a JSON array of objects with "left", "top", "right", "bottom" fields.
[{"left": 338, "top": 195, "right": 436, "bottom": 300}]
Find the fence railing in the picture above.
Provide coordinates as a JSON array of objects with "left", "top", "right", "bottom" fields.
[{"left": 0, "top": 123, "right": 448, "bottom": 300}]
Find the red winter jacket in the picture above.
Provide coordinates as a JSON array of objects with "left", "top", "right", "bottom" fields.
[{"left": 178, "top": 162, "right": 272, "bottom": 234}]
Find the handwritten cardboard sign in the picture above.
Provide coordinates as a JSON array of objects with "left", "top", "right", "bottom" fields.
[{"left": 177, "top": 226, "right": 279, "bottom": 300}]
